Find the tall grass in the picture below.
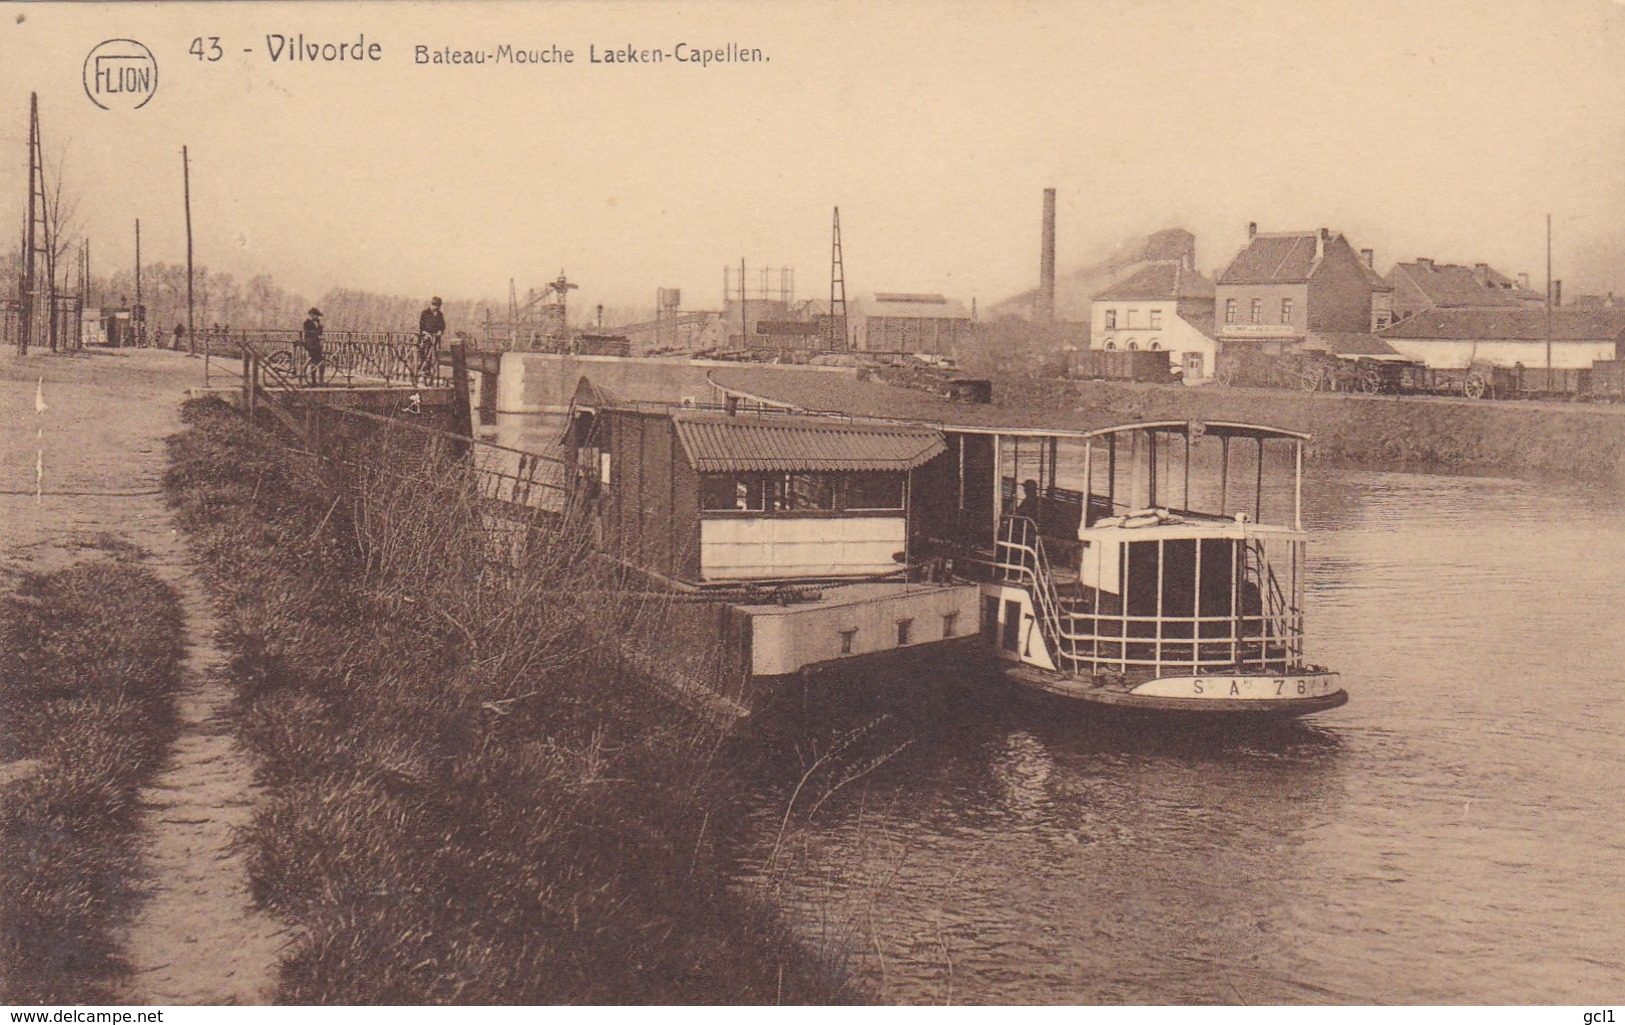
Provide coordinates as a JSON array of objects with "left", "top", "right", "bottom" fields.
[
  {"left": 0, "top": 560, "right": 185, "bottom": 1003},
  {"left": 164, "top": 397, "right": 856, "bottom": 1004}
]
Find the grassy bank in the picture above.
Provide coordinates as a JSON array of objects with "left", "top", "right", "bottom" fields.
[
  {"left": 163, "top": 397, "right": 853, "bottom": 1004},
  {"left": 0, "top": 558, "right": 184, "bottom": 1003}
]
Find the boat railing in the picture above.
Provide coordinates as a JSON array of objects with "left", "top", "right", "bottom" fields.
[{"left": 991, "top": 515, "right": 1305, "bottom": 678}]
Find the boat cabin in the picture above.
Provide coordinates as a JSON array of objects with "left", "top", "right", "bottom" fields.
[
  {"left": 566, "top": 399, "right": 946, "bottom": 587},
  {"left": 936, "top": 421, "right": 1312, "bottom": 684}
]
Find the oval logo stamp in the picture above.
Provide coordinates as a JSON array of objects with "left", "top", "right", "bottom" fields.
[{"left": 83, "top": 39, "right": 158, "bottom": 110}]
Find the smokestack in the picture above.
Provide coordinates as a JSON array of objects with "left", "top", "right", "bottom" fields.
[
  {"left": 1037, "top": 188, "right": 1056, "bottom": 324},
  {"left": 1247, "top": 221, "right": 1257, "bottom": 239},
  {"left": 1361, "top": 248, "right": 1374, "bottom": 269}
]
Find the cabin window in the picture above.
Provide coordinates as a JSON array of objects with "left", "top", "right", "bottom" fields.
[
  {"left": 846, "top": 472, "right": 905, "bottom": 511},
  {"left": 1250, "top": 298, "right": 1263, "bottom": 324},
  {"left": 701, "top": 474, "right": 766, "bottom": 511},
  {"left": 776, "top": 473, "right": 837, "bottom": 512},
  {"left": 1280, "top": 298, "right": 1294, "bottom": 324},
  {"left": 1149, "top": 309, "right": 1163, "bottom": 329},
  {"left": 1104, "top": 309, "right": 1116, "bottom": 329},
  {"left": 1224, "top": 299, "right": 1237, "bottom": 324},
  {"left": 701, "top": 471, "right": 904, "bottom": 515}
]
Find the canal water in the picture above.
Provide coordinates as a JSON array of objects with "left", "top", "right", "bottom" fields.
[{"left": 728, "top": 469, "right": 1625, "bottom": 1004}]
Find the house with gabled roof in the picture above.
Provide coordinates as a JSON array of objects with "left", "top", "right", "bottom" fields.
[
  {"left": 1089, "top": 254, "right": 1219, "bottom": 381},
  {"left": 1386, "top": 258, "right": 1545, "bottom": 323},
  {"left": 1214, "top": 224, "right": 1392, "bottom": 355}
]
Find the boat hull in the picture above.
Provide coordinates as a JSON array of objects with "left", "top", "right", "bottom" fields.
[{"left": 1005, "top": 665, "right": 1348, "bottom": 718}]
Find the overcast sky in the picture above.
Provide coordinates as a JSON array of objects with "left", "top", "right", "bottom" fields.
[{"left": 3, "top": 0, "right": 1624, "bottom": 319}]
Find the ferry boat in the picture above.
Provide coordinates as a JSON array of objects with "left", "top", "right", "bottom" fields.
[
  {"left": 525, "top": 355, "right": 1344, "bottom": 719},
  {"left": 965, "top": 420, "right": 1346, "bottom": 716}
]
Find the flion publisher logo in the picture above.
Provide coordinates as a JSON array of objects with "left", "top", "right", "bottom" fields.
[{"left": 84, "top": 39, "right": 158, "bottom": 110}]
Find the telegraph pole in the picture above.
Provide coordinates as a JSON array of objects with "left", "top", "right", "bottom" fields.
[
  {"left": 134, "top": 219, "right": 143, "bottom": 347},
  {"left": 183, "top": 145, "right": 195, "bottom": 354},
  {"left": 1545, "top": 213, "right": 1553, "bottom": 392}
]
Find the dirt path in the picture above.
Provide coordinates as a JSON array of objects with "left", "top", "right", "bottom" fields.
[{"left": 0, "top": 348, "right": 284, "bottom": 1004}]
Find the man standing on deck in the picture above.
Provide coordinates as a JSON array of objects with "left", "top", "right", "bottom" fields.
[{"left": 417, "top": 296, "right": 446, "bottom": 381}]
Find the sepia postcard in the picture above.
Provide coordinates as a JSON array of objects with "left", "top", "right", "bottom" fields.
[{"left": 1, "top": 0, "right": 1621, "bottom": 1014}]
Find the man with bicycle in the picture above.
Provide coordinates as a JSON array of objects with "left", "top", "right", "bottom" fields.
[
  {"left": 301, "top": 307, "right": 325, "bottom": 386},
  {"left": 417, "top": 296, "right": 446, "bottom": 382}
]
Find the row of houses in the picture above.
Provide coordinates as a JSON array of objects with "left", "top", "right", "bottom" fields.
[{"left": 1089, "top": 223, "right": 1625, "bottom": 382}]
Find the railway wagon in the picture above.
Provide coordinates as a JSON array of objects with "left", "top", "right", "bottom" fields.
[{"left": 1073, "top": 348, "right": 1175, "bottom": 383}]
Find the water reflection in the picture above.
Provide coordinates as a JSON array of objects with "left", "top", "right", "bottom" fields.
[{"left": 733, "top": 469, "right": 1625, "bottom": 1004}]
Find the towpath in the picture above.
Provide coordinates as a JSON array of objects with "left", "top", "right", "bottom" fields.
[{"left": 0, "top": 347, "right": 283, "bottom": 1004}]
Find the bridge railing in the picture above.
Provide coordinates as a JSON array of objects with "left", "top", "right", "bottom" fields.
[{"left": 207, "top": 329, "right": 450, "bottom": 387}]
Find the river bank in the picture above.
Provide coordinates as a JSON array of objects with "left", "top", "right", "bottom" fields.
[
  {"left": 163, "top": 397, "right": 856, "bottom": 1003},
  {"left": 967, "top": 373, "right": 1625, "bottom": 486}
]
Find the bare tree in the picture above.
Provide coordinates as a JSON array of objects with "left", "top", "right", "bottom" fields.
[{"left": 41, "top": 147, "right": 81, "bottom": 351}]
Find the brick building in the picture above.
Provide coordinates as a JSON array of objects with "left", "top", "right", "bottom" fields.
[{"left": 1214, "top": 224, "right": 1391, "bottom": 356}]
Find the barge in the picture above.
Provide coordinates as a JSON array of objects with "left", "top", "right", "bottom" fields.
[{"left": 541, "top": 357, "right": 1344, "bottom": 719}]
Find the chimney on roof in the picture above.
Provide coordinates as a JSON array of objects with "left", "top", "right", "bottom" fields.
[
  {"left": 1473, "top": 262, "right": 1490, "bottom": 286},
  {"left": 1315, "top": 228, "right": 1328, "bottom": 262},
  {"left": 1554, "top": 280, "right": 1563, "bottom": 307},
  {"left": 1037, "top": 188, "right": 1056, "bottom": 324},
  {"left": 1519, "top": 272, "right": 1531, "bottom": 291},
  {"left": 1360, "top": 248, "right": 1374, "bottom": 269},
  {"left": 1247, "top": 221, "right": 1257, "bottom": 240},
  {"left": 1417, "top": 258, "right": 1434, "bottom": 271}
]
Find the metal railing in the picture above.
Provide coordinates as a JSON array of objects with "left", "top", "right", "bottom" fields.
[
  {"left": 990, "top": 515, "right": 1306, "bottom": 679},
  {"left": 212, "top": 329, "right": 451, "bottom": 387}
]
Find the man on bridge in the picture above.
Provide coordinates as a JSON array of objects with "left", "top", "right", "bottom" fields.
[{"left": 417, "top": 296, "right": 446, "bottom": 382}]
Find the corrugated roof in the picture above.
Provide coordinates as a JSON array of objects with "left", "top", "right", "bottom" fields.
[
  {"left": 673, "top": 413, "right": 946, "bottom": 472},
  {"left": 1093, "top": 261, "right": 1215, "bottom": 301},
  {"left": 1381, "top": 308, "right": 1625, "bottom": 341}
]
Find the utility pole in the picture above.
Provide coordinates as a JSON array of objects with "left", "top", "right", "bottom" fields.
[
  {"left": 19, "top": 92, "right": 43, "bottom": 355},
  {"left": 183, "top": 145, "right": 195, "bottom": 354},
  {"left": 134, "top": 218, "right": 143, "bottom": 347},
  {"left": 1546, "top": 213, "right": 1553, "bottom": 393},
  {"left": 829, "top": 207, "right": 848, "bottom": 351}
]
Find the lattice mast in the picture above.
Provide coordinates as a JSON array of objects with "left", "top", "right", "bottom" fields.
[
  {"left": 18, "top": 92, "right": 45, "bottom": 355},
  {"left": 828, "top": 206, "right": 848, "bottom": 351}
]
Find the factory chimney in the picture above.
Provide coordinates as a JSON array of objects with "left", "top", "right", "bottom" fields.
[{"left": 1037, "top": 188, "right": 1057, "bottom": 324}]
